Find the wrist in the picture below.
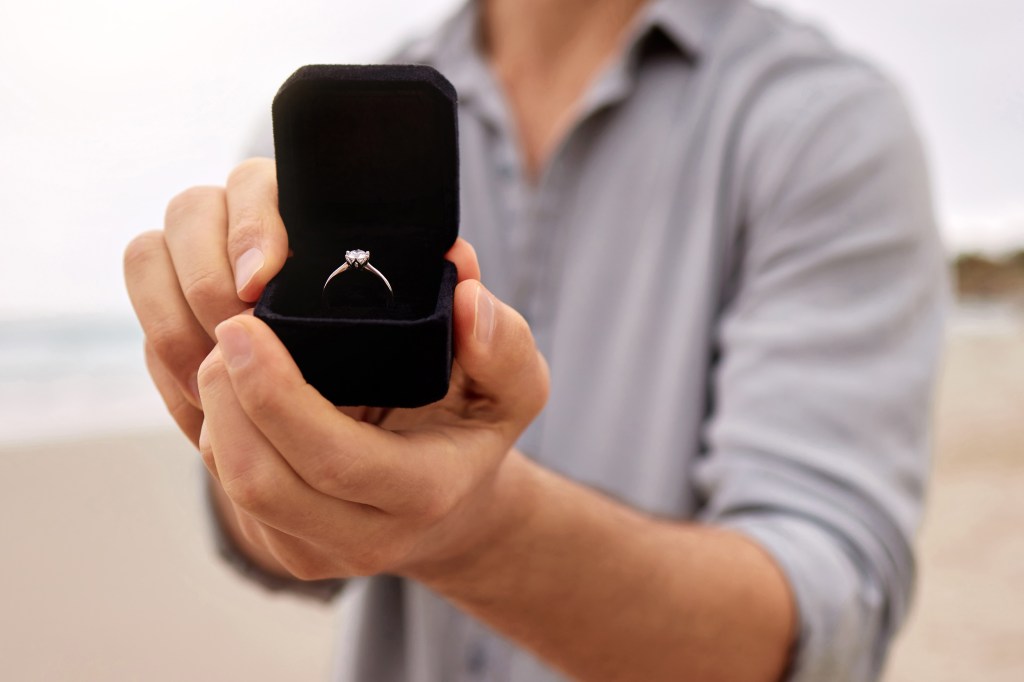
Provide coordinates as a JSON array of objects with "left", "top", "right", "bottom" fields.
[{"left": 402, "top": 448, "right": 547, "bottom": 590}]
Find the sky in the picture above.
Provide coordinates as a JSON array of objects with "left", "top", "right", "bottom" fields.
[{"left": 0, "top": 0, "right": 1022, "bottom": 319}]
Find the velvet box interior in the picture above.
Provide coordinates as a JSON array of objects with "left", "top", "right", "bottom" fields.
[{"left": 254, "top": 64, "right": 459, "bottom": 407}]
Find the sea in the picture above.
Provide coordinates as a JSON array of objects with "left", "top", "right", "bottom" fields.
[
  {"left": 0, "top": 315, "right": 169, "bottom": 446},
  {"left": 0, "top": 302, "right": 1021, "bottom": 447}
]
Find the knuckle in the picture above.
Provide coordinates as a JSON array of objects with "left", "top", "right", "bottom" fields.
[
  {"left": 227, "top": 206, "right": 267, "bottom": 254},
  {"left": 308, "top": 453, "right": 358, "bottom": 498},
  {"left": 279, "top": 551, "right": 332, "bottom": 582},
  {"left": 416, "top": 486, "right": 457, "bottom": 524},
  {"left": 223, "top": 467, "right": 276, "bottom": 515},
  {"left": 195, "top": 351, "right": 227, "bottom": 392},
  {"left": 123, "top": 231, "right": 165, "bottom": 275},
  {"left": 199, "top": 447, "right": 216, "bottom": 474},
  {"left": 182, "top": 267, "right": 231, "bottom": 310},
  {"left": 237, "top": 375, "right": 279, "bottom": 422},
  {"left": 227, "top": 157, "right": 271, "bottom": 186},
  {"left": 165, "top": 186, "right": 222, "bottom": 229},
  {"left": 234, "top": 513, "right": 264, "bottom": 548},
  {"left": 166, "top": 392, "right": 197, "bottom": 427},
  {"left": 147, "top": 321, "right": 197, "bottom": 375}
]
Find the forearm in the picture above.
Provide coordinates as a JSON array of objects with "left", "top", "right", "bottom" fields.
[{"left": 411, "top": 451, "right": 796, "bottom": 682}]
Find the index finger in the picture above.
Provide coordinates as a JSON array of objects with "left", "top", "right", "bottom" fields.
[
  {"left": 225, "top": 158, "right": 290, "bottom": 303},
  {"left": 213, "top": 315, "right": 439, "bottom": 511},
  {"left": 445, "top": 237, "right": 481, "bottom": 283}
]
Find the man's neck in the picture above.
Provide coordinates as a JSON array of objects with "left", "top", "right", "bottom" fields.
[
  {"left": 480, "top": 0, "right": 648, "bottom": 178},
  {"left": 482, "top": 0, "right": 645, "bottom": 70}
]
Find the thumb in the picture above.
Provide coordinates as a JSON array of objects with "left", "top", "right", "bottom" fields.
[{"left": 453, "top": 280, "right": 549, "bottom": 425}]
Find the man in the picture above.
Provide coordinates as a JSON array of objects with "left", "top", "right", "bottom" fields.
[{"left": 124, "top": 0, "right": 948, "bottom": 680}]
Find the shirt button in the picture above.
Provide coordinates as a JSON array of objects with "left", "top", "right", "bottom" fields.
[{"left": 465, "top": 641, "right": 488, "bottom": 675}]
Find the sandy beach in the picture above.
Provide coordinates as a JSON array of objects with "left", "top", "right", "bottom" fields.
[
  {"left": 1, "top": 326, "right": 1022, "bottom": 681},
  {"left": 883, "top": 326, "right": 1024, "bottom": 681}
]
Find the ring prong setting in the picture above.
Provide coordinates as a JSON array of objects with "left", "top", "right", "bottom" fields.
[
  {"left": 345, "top": 249, "right": 371, "bottom": 268},
  {"left": 324, "top": 248, "right": 394, "bottom": 306}
]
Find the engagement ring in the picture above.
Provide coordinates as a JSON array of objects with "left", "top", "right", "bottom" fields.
[{"left": 322, "top": 249, "right": 394, "bottom": 307}]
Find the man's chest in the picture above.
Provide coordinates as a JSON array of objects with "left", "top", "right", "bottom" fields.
[{"left": 455, "top": 103, "right": 739, "bottom": 517}]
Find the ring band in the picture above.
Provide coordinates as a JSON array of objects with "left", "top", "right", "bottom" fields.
[{"left": 322, "top": 249, "right": 394, "bottom": 305}]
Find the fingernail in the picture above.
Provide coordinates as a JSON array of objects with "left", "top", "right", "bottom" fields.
[
  {"left": 474, "top": 282, "right": 495, "bottom": 344},
  {"left": 234, "top": 247, "right": 265, "bottom": 296},
  {"left": 188, "top": 374, "right": 201, "bottom": 406},
  {"left": 215, "top": 321, "right": 252, "bottom": 369},
  {"left": 198, "top": 420, "right": 209, "bottom": 452}
]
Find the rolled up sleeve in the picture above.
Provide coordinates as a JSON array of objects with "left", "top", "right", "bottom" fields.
[{"left": 695, "top": 73, "right": 949, "bottom": 680}]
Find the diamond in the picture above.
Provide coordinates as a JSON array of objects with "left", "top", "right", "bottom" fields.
[{"left": 345, "top": 249, "right": 370, "bottom": 267}]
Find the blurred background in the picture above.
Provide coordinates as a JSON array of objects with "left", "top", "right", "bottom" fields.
[{"left": 1, "top": 1, "right": 1021, "bottom": 680}]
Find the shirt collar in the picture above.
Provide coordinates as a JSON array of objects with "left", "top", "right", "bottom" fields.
[
  {"left": 395, "top": 2, "right": 486, "bottom": 107},
  {"left": 400, "top": 0, "right": 730, "bottom": 92}
]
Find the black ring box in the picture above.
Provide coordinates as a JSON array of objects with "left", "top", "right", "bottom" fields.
[{"left": 254, "top": 65, "right": 460, "bottom": 407}]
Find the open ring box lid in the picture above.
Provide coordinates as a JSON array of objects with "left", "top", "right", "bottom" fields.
[{"left": 254, "top": 64, "right": 459, "bottom": 407}]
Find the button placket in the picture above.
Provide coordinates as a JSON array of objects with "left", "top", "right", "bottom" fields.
[{"left": 464, "top": 639, "right": 488, "bottom": 676}]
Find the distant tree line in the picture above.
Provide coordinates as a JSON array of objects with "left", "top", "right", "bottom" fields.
[{"left": 954, "top": 250, "right": 1024, "bottom": 301}]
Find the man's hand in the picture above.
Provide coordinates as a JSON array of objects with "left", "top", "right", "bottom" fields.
[
  {"left": 196, "top": 276, "right": 548, "bottom": 577},
  {"left": 123, "top": 158, "right": 292, "bottom": 445},
  {"left": 124, "top": 156, "right": 489, "bottom": 438},
  {"left": 126, "top": 157, "right": 794, "bottom": 682},
  {"left": 124, "top": 156, "right": 550, "bottom": 579}
]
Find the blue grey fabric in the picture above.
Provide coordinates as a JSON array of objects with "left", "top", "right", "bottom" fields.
[{"left": 225, "top": 1, "right": 949, "bottom": 679}]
